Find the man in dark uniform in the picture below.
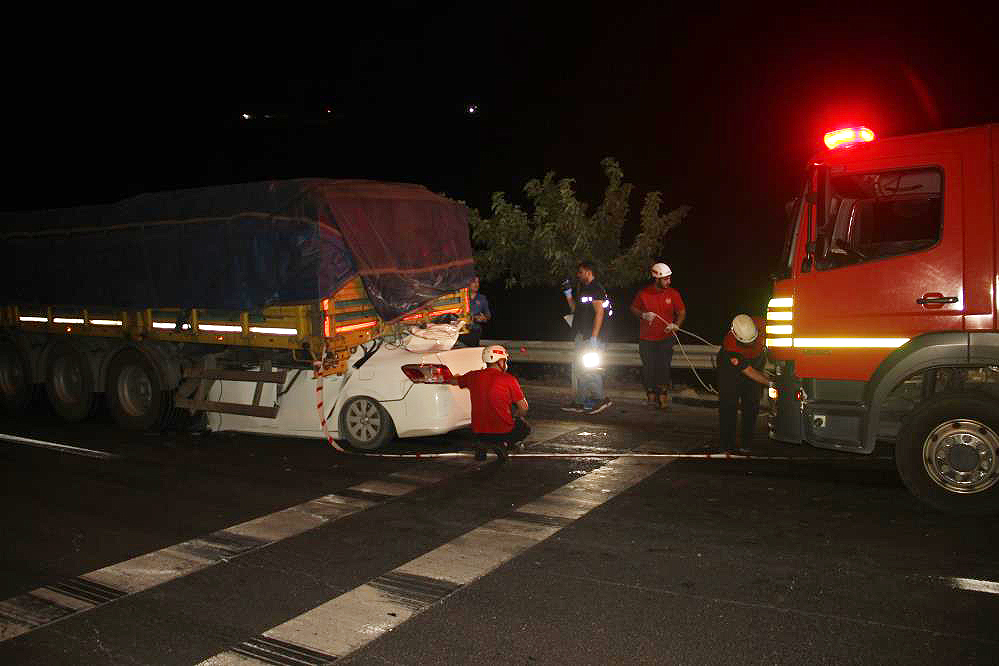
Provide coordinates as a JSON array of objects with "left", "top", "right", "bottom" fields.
[
  {"left": 562, "top": 260, "right": 612, "bottom": 414},
  {"left": 716, "top": 314, "right": 770, "bottom": 453}
]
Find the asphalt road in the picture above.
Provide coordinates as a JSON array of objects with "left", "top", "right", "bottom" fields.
[{"left": 1, "top": 387, "right": 997, "bottom": 665}]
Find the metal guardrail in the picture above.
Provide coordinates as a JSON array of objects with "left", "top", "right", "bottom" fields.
[{"left": 481, "top": 339, "right": 719, "bottom": 370}]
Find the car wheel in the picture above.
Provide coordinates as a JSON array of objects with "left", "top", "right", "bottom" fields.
[
  {"left": 340, "top": 395, "right": 396, "bottom": 451},
  {"left": 107, "top": 349, "right": 170, "bottom": 430},
  {"left": 0, "top": 340, "right": 34, "bottom": 412},
  {"left": 896, "top": 392, "right": 999, "bottom": 515},
  {"left": 45, "top": 344, "right": 95, "bottom": 422}
]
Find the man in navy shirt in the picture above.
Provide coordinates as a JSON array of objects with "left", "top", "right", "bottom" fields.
[{"left": 459, "top": 276, "right": 491, "bottom": 347}]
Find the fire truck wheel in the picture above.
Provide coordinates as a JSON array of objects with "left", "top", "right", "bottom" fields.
[
  {"left": 0, "top": 340, "right": 34, "bottom": 412},
  {"left": 896, "top": 392, "right": 999, "bottom": 515},
  {"left": 340, "top": 395, "right": 396, "bottom": 451},
  {"left": 106, "top": 349, "right": 170, "bottom": 431},
  {"left": 45, "top": 344, "right": 95, "bottom": 423}
]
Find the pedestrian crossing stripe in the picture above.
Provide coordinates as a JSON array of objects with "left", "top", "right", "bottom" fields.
[
  {"left": 0, "top": 460, "right": 476, "bottom": 643},
  {"left": 198, "top": 457, "right": 667, "bottom": 665}
]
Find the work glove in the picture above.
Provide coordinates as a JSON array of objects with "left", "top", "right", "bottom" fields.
[
  {"left": 560, "top": 279, "right": 572, "bottom": 298},
  {"left": 666, "top": 322, "right": 679, "bottom": 331},
  {"left": 641, "top": 311, "right": 656, "bottom": 322}
]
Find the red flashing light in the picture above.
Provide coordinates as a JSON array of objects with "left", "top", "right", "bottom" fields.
[{"left": 824, "top": 126, "right": 875, "bottom": 150}]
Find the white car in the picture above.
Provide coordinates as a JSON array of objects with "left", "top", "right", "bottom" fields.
[{"left": 207, "top": 343, "right": 486, "bottom": 450}]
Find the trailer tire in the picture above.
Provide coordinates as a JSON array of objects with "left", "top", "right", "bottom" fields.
[
  {"left": 106, "top": 349, "right": 170, "bottom": 431},
  {"left": 45, "top": 344, "right": 95, "bottom": 422},
  {"left": 0, "top": 340, "right": 34, "bottom": 412},
  {"left": 340, "top": 395, "right": 396, "bottom": 451},
  {"left": 896, "top": 392, "right": 999, "bottom": 515}
]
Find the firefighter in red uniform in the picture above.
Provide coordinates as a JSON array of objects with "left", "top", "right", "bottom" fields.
[
  {"left": 629, "top": 262, "right": 686, "bottom": 407},
  {"left": 716, "top": 314, "right": 770, "bottom": 453},
  {"left": 448, "top": 345, "right": 530, "bottom": 462}
]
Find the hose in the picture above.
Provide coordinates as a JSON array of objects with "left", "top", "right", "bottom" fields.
[{"left": 649, "top": 313, "right": 719, "bottom": 394}]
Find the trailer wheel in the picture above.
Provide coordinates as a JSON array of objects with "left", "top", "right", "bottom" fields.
[
  {"left": 0, "top": 340, "right": 34, "bottom": 412},
  {"left": 340, "top": 395, "right": 396, "bottom": 451},
  {"left": 896, "top": 392, "right": 999, "bottom": 515},
  {"left": 107, "top": 349, "right": 170, "bottom": 430},
  {"left": 45, "top": 344, "right": 95, "bottom": 422}
]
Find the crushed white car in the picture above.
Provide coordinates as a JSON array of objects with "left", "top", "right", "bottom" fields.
[{"left": 208, "top": 326, "right": 485, "bottom": 450}]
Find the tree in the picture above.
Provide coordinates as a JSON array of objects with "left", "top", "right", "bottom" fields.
[{"left": 468, "top": 157, "right": 690, "bottom": 288}]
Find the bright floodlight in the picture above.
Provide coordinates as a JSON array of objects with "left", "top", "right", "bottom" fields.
[{"left": 582, "top": 351, "right": 601, "bottom": 368}]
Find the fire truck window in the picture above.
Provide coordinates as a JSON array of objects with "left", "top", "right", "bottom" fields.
[{"left": 821, "top": 168, "right": 942, "bottom": 268}]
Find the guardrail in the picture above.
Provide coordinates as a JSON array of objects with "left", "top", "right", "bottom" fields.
[{"left": 481, "top": 339, "right": 719, "bottom": 369}]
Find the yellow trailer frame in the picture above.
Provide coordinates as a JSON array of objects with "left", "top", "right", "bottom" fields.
[{"left": 2, "top": 277, "right": 471, "bottom": 377}]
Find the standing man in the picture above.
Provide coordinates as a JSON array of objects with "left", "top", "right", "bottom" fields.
[
  {"left": 629, "top": 262, "right": 686, "bottom": 408},
  {"left": 716, "top": 314, "right": 770, "bottom": 453},
  {"left": 562, "top": 260, "right": 612, "bottom": 414},
  {"left": 449, "top": 345, "right": 530, "bottom": 461},
  {"left": 458, "top": 276, "right": 491, "bottom": 347}
]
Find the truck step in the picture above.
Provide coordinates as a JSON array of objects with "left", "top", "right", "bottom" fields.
[
  {"left": 173, "top": 398, "right": 279, "bottom": 419},
  {"left": 176, "top": 361, "right": 285, "bottom": 419}
]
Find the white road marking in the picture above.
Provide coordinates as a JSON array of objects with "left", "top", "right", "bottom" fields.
[
  {"left": 200, "top": 457, "right": 666, "bottom": 665},
  {"left": 0, "top": 460, "right": 476, "bottom": 642},
  {"left": 946, "top": 577, "right": 999, "bottom": 595},
  {"left": 0, "top": 433, "right": 118, "bottom": 460}
]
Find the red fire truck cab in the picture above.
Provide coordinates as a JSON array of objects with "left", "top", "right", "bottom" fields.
[{"left": 768, "top": 123, "right": 999, "bottom": 514}]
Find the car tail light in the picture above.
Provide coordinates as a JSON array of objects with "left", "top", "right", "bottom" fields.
[{"left": 401, "top": 364, "right": 454, "bottom": 383}]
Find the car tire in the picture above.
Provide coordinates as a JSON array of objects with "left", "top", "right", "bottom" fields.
[
  {"left": 896, "top": 392, "right": 999, "bottom": 515},
  {"left": 106, "top": 349, "right": 171, "bottom": 431},
  {"left": 45, "top": 343, "right": 95, "bottom": 422},
  {"left": 339, "top": 395, "right": 396, "bottom": 451},
  {"left": 0, "top": 339, "right": 34, "bottom": 412}
]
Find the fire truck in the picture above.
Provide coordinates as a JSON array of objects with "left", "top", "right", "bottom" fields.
[{"left": 768, "top": 123, "right": 999, "bottom": 514}]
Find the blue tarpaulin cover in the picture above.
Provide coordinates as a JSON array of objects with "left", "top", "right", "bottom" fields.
[{"left": 0, "top": 179, "right": 475, "bottom": 322}]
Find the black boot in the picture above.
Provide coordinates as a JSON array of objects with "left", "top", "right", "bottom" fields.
[{"left": 474, "top": 446, "right": 487, "bottom": 461}]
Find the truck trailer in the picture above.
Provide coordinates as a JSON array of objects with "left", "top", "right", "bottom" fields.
[
  {"left": 0, "top": 179, "right": 475, "bottom": 448},
  {"left": 768, "top": 123, "right": 999, "bottom": 514}
]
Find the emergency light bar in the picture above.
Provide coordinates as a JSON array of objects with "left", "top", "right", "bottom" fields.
[{"left": 824, "top": 126, "right": 875, "bottom": 150}]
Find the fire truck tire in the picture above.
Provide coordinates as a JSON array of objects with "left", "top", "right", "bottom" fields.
[
  {"left": 340, "top": 395, "right": 396, "bottom": 451},
  {"left": 896, "top": 392, "right": 999, "bottom": 515},
  {"left": 0, "top": 340, "right": 34, "bottom": 412},
  {"left": 45, "top": 344, "right": 95, "bottom": 423},
  {"left": 106, "top": 349, "right": 170, "bottom": 431}
]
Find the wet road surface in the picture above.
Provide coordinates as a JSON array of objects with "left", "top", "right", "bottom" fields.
[{"left": 1, "top": 386, "right": 996, "bottom": 664}]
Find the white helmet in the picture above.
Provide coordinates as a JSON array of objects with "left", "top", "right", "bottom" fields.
[
  {"left": 482, "top": 345, "right": 508, "bottom": 364},
  {"left": 651, "top": 262, "right": 672, "bottom": 278},
  {"left": 731, "top": 314, "right": 758, "bottom": 344}
]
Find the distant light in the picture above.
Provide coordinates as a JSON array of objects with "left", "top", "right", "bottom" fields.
[
  {"left": 325, "top": 107, "right": 333, "bottom": 114},
  {"left": 241, "top": 113, "right": 252, "bottom": 120},
  {"left": 466, "top": 104, "right": 479, "bottom": 115}
]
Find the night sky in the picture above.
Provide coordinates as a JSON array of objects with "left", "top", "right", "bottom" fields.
[{"left": 3, "top": 5, "right": 997, "bottom": 343}]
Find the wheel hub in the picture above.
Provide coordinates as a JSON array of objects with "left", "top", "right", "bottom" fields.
[{"left": 923, "top": 419, "right": 999, "bottom": 494}]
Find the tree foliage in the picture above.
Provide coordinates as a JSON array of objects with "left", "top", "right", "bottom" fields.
[{"left": 468, "top": 158, "right": 690, "bottom": 288}]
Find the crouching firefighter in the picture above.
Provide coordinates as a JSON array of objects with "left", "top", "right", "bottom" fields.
[
  {"left": 447, "top": 345, "right": 531, "bottom": 461},
  {"left": 717, "top": 315, "right": 770, "bottom": 453}
]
